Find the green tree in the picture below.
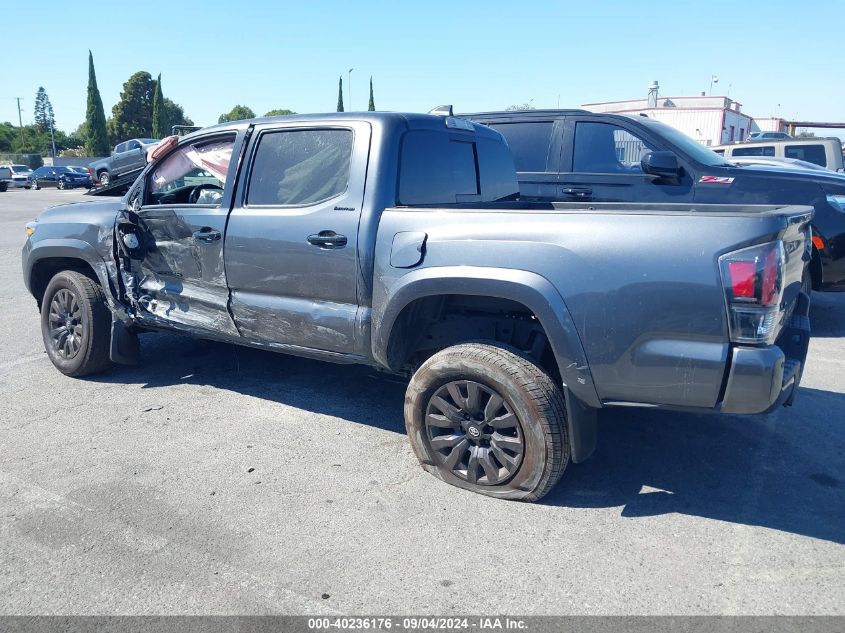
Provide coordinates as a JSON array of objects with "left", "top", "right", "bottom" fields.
[
  {"left": 162, "top": 98, "right": 194, "bottom": 133},
  {"left": 368, "top": 77, "right": 375, "bottom": 111},
  {"left": 34, "top": 87, "right": 55, "bottom": 132},
  {"left": 218, "top": 105, "right": 255, "bottom": 124},
  {"left": 336, "top": 76, "right": 344, "bottom": 112},
  {"left": 152, "top": 74, "right": 167, "bottom": 138},
  {"left": 265, "top": 109, "right": 296, "bottom": 116},
  {"left": 108, "top": 71, "right": 156, "bottom": 142},
  {"left": 84, "top": 51, "right": 110, "bottom": 156}
]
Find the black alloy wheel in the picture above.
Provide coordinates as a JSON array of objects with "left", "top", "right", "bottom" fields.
[
  {"left": 424, "top": 380, "right": 524, "bottom": 485},
  {"left": 47, "top": 288, "right": 83, "bottom": 359}
]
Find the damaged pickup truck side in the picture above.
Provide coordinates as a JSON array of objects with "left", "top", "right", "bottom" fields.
[{"left": 22, "top": 112, "right": 813, "bottom": 501}]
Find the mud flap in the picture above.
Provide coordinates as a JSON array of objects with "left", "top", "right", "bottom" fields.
[
  {"left": 110, "top": 317, "right": 140, "bottom": 365},
  {"left": 565, "top": 388, "right": 597, "bottom": 463}
]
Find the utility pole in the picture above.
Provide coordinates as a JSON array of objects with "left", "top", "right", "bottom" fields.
[
  {"left": 49, "top": 119, "right": 57, "bottom": 159},
  {"left": 15, "top": 97, "right": 25, "bottom": 149},
  {"left": 348, "top": 68, "right": 354, "bottom": 112}
]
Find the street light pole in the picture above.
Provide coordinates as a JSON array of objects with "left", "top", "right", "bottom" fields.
[
  {"left": 348, "top": 68, "right": 354, "bottom": 112},
  {"left": 709, "top": 74, "right": 719, "bottom": 96}
]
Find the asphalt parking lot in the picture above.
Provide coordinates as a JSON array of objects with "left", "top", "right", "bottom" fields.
[{"left": 0, "top": 188, "right": 843, "bottom": 615}]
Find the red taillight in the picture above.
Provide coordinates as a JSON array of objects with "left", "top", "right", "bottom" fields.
[
  {"left": 727, "top": 261, "right": 756, "bottom": 299},
  {"left": 761, "top": 247, "right": 779, "bottom": 306},
  {"left": 719, "top": 241, "right": 786, "bottom": 345}
]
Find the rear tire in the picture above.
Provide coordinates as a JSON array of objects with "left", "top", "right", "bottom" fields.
[
  {"left": 40, "top": 271, "right": 112, "bottom": 377},
  {"left": 405, "top": 342, "right": 569, "bottom": 502},
  {"left": 32, "top": 180, "right": 40, "bottom": 190}
]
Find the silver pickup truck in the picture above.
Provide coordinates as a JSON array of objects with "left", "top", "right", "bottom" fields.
[{"left": 21, "top": 112, "right": 812, "bottom": 501}]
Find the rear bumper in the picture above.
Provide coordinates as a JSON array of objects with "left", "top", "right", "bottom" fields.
[{"left": 720, "top": 292, "right": 811, "bottom": 414}]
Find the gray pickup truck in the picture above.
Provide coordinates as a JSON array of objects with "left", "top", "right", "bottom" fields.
[
  {"left": 89, "top": 138, "right": 160, "bottom": 187},
  {"left": 21, "top": 112, "right": 812, "bottom": 501}
]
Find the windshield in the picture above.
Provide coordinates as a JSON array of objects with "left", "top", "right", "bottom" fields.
[
  {"left": 637, "top": 117, "right": 732, "bottom": 167},
  {"left": 11, "top": 165, "right": 30, "bottom": 173},
  {"left": 139, "top": 138, "right": 159, "bottom": 144},
  {"left": 54, "top": 167, "right": 73, "bottom": 173}
]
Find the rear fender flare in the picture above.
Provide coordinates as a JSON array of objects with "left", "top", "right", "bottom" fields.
[{"left": 373, "top": 266, "right": 601, "bottom": 409}]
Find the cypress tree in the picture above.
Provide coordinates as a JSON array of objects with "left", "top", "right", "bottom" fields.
[
  {"left": 84, "top": 51, "right": 110, "bottom": 156},
  {"left": 152, "top": 74, "right": 167, "bottom": 138},
  {"left": 336, "top": 76, "right": 344, "bottom": 112},
  {"left": 368, "top": 77, "right": 375, "bottom": 111}
]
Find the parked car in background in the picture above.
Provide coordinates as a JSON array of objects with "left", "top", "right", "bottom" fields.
[
  {"left": 28, "top": 166, "right": 93, "bottom": 190},
  {"left": 89, "top": 138, "right": 160, "bottom": 187},
  {"left": 0, "top": 164, "right": 34, "bottom": 188},
  {"left": 729, "top": 156, "right": 831, "bottom": 172},
  {"left": 713, "top": 138, "right": 844, "bottom": 172},
  {"left": 466, "top": 109, "right": 845, "bottom": 291},
  {"left": 0, "top": 166, "right": 11, "bottom": 192},
  {"left": 747, "top": 131, "right": 792, "bottom": 141}
]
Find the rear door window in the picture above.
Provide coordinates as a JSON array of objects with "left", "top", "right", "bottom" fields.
[
  {"left": 784, "top": 144, "right": 827, "bottom": 167},
  {"left": 488, "top": 122, "right": 553, "bottom": 172},
  {"left": 247, "top": 129, "right": 353, "bottom": 206},
  {"left": 732, "top": 146, "right": 775, "bottom": 157}
]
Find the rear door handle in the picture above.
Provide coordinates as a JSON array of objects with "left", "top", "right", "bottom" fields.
[
  {"left": 193, "top": 228, "right": 221, "bottom": 242},
  {"left": 562, "top": 186, "right": 593, "bottom": 197},
  {"left": 307, "top": 231, "right": 347, "bottom": 249}
]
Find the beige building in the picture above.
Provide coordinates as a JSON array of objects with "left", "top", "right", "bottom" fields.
[{"left": 582, "top": 94, "right": 755, "bottom": 147}]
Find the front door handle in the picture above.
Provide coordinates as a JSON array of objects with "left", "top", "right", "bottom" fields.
[
  {"left": 307, "top": 230, "right": 347, "bottom": 249},
  {"left": 193, "top": 228, "right": 221, "bottom": 243},
  {"left": 562, "top": 186, "right": 593, "bottom": 198}
]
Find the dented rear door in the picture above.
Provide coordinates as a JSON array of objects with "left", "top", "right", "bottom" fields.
[{"left": 224, "top": 120, "right": 371, "bottom": 354}]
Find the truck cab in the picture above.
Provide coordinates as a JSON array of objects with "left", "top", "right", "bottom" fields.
[{"left": 467, "top": 110, "right": 845, "bottom": 291}]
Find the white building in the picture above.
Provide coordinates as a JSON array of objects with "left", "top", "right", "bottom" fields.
[{"left": 582, "top": 94, "right": 755, "bottom": 146}]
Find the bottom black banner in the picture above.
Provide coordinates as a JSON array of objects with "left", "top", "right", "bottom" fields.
[{"left": 0, "top": 616, "right": 841, "bottom": 633}]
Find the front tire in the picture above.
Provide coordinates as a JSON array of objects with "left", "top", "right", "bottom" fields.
[
  {"left": 40, "top": 271, "right": 112, "bottom": 377},
  {"left": 405, "top": 342, "right": 569, "bottom": 502},
  {"left": 98, "top": 171, "right": 110, "bottom": 187}
]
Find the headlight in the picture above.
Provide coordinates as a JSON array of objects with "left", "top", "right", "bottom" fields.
[
  {"left": 826, "top": 194, "right": 845, "bottom": 212},
  {"left": 25, "top": 221, "right": 37, "bottom": 237}
]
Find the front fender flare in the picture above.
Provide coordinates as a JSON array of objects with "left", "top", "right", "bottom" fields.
[
  {"left": 24, "top": 238, "right": 116, "bottom": 306},
  {"left": 373, "top": 265, "right": 601, "bottom": 409}
]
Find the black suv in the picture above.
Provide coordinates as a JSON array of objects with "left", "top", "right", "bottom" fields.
[
  {"left": 467, "top": 110, "right": 845, "bottom": 291},
  {"left": 28, "top": 166, "right": 94, "bottom": 190}
]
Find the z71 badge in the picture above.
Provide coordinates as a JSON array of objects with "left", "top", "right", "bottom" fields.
[{"left": 699, "top": 175, "right": 735, "bottom": 184}]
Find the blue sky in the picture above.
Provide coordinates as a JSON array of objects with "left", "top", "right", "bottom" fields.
[{"left": 3, "top": 0, "right": 843, "bottom": 135}]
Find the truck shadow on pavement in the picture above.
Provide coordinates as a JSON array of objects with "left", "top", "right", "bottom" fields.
[
  {"left": 808, "top": 291, "right": 845, "bottom": 337},
  {"left": 545, "top": 389, "right": 845, "bottom": 544},
  {"left": 96, "top": 331, "right": 845, "bottom": 545}
]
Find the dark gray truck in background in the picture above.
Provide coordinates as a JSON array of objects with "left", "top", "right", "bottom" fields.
[{"left": 22, "top": 112, "right": 812, "bottom": 501}]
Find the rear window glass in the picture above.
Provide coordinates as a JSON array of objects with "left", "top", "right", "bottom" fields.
[
  {"left": 489, "top": 122, "right": 552, "bottom": 172},
  {"left": 732, "top": 145, "right": 775, "bottom": 157},
  {"left": 248, "top": 129, "right": 353, "bottom": 206},
  {"left": 785, "top": 144, "right": 826, "bottom": 167},
  {"left": 450, "top": 141, "right": 479, "bottom": 196},
  {"left": 399, "top": 131, "right": 481, "bottom": 204}
]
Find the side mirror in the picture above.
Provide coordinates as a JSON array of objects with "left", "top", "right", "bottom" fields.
[{"left": 641, "top": 151, "right": 682, "bottom": 180}]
